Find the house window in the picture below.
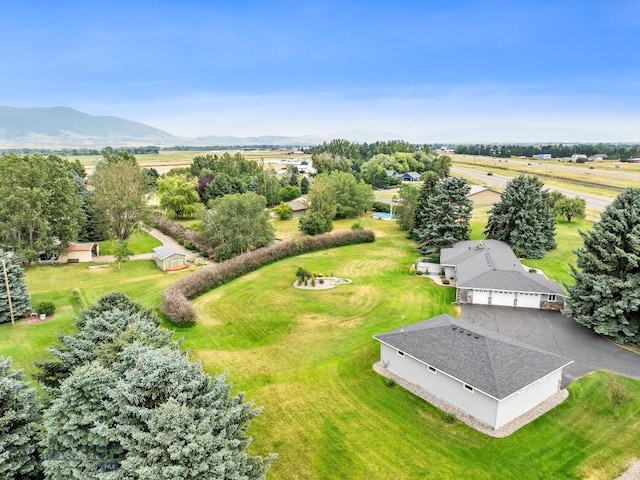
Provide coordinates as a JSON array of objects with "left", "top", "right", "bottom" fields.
[
  {"left": 428, "top": 365, "right": 437, "bottom": 373},
  {"left": 397, "top": 350, "right": 405, "bottom": 357},
  {"left": 463, "top": 384, "right": 474, "bottom": 392},
  {"left": 548, "top": 294, "right": 557, "bottom": 302}
]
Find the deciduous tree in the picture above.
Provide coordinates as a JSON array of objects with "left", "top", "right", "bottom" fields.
[
  {"left": 485, "top": 174, "right": 556, "bottom": 258},
  {"left": 0, "top": 153, "right": 84, "bottom": 262},
  {"left": 395, "top": 183, "right": 420, "bottom": 233},
  {"left": 91, "top": 154, "right": 150, "bottom": 241},
  {"left": 157, "top": 175, "right": 200, "bottom": 218},
  {"left": 565, "top": 188, "right": 640, "bottom": 345},
  {"left": 553, "top": 197, "right": 586, "bottom": 222},
  {"left": 201, "top": 192, "right": 274, "bottom": 260}
]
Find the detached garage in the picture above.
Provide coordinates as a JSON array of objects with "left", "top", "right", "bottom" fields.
[
  {"left": 440, "top": 240, "right": 566, "bottom": 310},
  {"left": 58, "top": 243, "right": 99, "bottom": 263},
  {"left": 152, "top": 246, "right": 188, "bottom": 272},
  {"left": 374, "top": 315, "right": 572, "bottom": 430}
]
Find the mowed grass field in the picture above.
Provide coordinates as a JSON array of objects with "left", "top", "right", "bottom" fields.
[{"left": 1, "top": 214, "right": 639, "bottom": 478}]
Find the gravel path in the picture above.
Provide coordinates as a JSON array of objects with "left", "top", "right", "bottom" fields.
[
  {"left": 373, "top": 362, "right": 569, "bottom": 438},
  {"left": 617, "top": 461, "right": 640, "bottom": 480}
]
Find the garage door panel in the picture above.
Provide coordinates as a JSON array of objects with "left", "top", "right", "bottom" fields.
[
  {"left": 517, "top": 293, "right": 541, "bottom": 309},
  {"left": 492, "top": 291, "right": 515, "bottom": 307},
  {"left": 472, "top": 290, "right": 490, "bottom": 305}
]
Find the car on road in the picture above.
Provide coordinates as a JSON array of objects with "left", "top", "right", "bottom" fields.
[{"left": 487, "top": 172, "right": 493, "bottom": 176}]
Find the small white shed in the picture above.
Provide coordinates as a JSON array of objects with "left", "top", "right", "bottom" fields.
[{"left": 152, "top": 246, "right": 188, "bottom": 271}]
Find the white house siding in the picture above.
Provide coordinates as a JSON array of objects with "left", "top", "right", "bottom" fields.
[
  {"left": 380, "top": 344, "right": 498, "bottom": 428},
  {"left": 494, "top": 369, "right": 562, "bottom": 428},
  {"left": 443, "top": 266, "right": 456, "bottom": 279},
  {"left": 154, "top": 253, "right": 186, "bottom": 271},
  {"left": 492, "top": 291, "right": 515, "bottom": 307},
  {"left": 517, "top": 292, "right": 541, "bottom": 309}
]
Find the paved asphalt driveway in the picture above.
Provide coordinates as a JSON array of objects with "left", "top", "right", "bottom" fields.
[{"left": 461, "top": 305, "right": 640, "bottom": 387}]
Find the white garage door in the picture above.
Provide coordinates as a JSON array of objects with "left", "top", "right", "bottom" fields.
[
  {"left": 492, "top": 291, "right": 515, "bottom": 307},
  {"left": 517, "top": 292, "right": 541, "bottom": 309},
  {"left": 472, "top": 290, "right": 490, "bottom": 305}
]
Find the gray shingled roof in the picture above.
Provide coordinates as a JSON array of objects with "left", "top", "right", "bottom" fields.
[
  {"left": 152, "top": 246, "right": 186, "bottom": 260},
  {"left": 374, "top": 314, "right": 572, "bottom": 400},
  {"left": 287, "top": 196, "right": 308, "bottom": 212},
  {"left": 440, "top": 240, "right": 565, "bottom": 295}
]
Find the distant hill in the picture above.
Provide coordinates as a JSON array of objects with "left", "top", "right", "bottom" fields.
[
  {"left": 0, "top": 106, "right": 181, "bottom": 148},
  {"left": 190, "top": 134, "right": 320, "bottom": 147},
  {"left": 0, "top": 106, "right": 320, "bottom": 148}
]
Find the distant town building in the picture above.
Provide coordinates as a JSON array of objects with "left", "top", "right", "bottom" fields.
[
  {"left": 533, "top": 154, "right": 552, "bottom": 160},
  {"left": 570, "top": 154, "right": 587, "bottom": 162}
]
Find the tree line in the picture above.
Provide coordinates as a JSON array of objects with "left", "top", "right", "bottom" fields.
[{"left": 454, "top": 143, "right": 640, "bottom": 161}]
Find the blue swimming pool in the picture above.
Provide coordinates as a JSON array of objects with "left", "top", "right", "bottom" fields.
[{"left": 372, "top": 212, "right": 394, "bottom": 220}]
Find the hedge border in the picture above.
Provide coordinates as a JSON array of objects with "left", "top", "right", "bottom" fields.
[{"left": 161, "top": 229, "right": 376, "bottom": 326}]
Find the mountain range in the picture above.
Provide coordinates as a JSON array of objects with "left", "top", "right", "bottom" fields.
[{"left": 0, "top": 106, "right": 319, "bottom": 148}]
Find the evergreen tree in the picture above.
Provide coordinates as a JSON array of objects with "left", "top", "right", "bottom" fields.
[
  {"left": 42, "top": 362, "right": 121, "bottom": 479},
  {"left": 411, "top": 172, "right": 439, "bottom": 240},
  {"left": 484, "top": 174, "right": 556, "bottom": 258},
  {"left": 300, "top": 176, "right": 310, "bottom": 195},
  {"left": 43, "top": 346, "right": 274, "bottom": 479},
  {"left": 414, "top": 177, "right": 473, "bottom": 255},
  {"left": 0, "top": 356, "right": 43, "bottom": 479},
  {"left": 0, "top": 250, "right": 31, "bottom": 324},
  {"left": 565, "top": 188, "right": 640, "bottom": 345},
  {"left": 35, "top": 292, "right": 172, "bottom": 390}
]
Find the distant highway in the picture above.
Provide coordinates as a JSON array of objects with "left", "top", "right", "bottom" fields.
[{"left": 451, "top": 166, "right": 613, "bottom": 212}]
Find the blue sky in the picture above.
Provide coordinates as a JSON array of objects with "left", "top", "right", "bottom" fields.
[{"left": 1, "top": 1, "right": 639, "bottom": 142}]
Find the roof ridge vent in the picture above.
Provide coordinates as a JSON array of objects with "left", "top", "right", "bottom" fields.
[{"left": 478, "top": 241, "right": 485, "bottom": 249}]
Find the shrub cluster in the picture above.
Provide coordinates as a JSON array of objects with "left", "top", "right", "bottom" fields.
[
  {"left": 162, "top": 229, "right": 376, "bottom": 326},
  {"left": 153, "top": 215, "right": 212, "bottom": 257},
  {"left": 35, "top": 301, "right": 55, "bottom": 316},
  {"left": 372, "top": 201, "right": 391, "bottom": 213},
  {"left": 69, "top": 288, "right": 83, "bottom": 309}
]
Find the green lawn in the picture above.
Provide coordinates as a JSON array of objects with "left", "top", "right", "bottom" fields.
[
  {"left": 0, "top": 260, "right": 191, "bottom": 379},
  {"left": 1, "top": 213, "right": 638, "bottom": 479},
  {"left": 176, "top": 217, "right": 637, "bottom": 479},
  {"left": 97, "top": 229, "right": 162, "bottom": 255}
]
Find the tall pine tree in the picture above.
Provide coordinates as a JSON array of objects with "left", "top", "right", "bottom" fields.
[
  {"left": 43, "top": 346, "right": 274, "bottom": 479},
  {"left": 484, "top": 174, "right": 556, "bottom": 258},
  {"left": 414, "top": 177, "right": 473, "bottom": 255},
  {"left": 411, "top": 171, "right": 439, "bottom": 240},
  {"left": 565, "top": 188, "right": 640, "bottom": 345},
  {"left": 0, "top": 250, "right": 31, "bottom": 324},
  {"left": 0, "top": 356, "right": 42, "bottom": 479}
]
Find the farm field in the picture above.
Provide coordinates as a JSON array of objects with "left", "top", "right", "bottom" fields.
[
  {"left": 72, "top": 149, "right": 310, "bottom": 175},
  {"left": 452, "top": 154, "right": 640, "bottom": 198},
  {"left": 2, "top": 212, "right": 639, "bottom": 479}
]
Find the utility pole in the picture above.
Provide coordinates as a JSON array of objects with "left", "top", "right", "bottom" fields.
[{"left": 2, "top": 259, "right": 15, "bottom": 325}]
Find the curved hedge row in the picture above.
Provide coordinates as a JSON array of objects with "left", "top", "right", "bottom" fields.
[
  {"left": 161, "top": 229, "right": 376, "bottom": 326},
  {"left": 153, "top": 215, "right": 212, "bottom": 257}
]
